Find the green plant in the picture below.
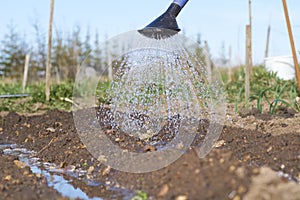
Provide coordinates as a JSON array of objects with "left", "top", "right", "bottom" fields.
[
  {"left": 223, "top": 66, "right": 300, "bottom": 114},
  {"left": 249, "top": 73, "right": 299, "bottom": 114},
  {"left": 131, "top": 191, "right": 148, "bottom": 200},
  {"left": 0, "top": 81, "right": 75, "bottom": 112}
]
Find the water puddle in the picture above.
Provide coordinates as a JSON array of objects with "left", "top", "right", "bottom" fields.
[
  {"left": 0, "top": 144, "right": 134, "bottom": 200},
  {"left": 277, "top": 171, "right": 299, "bottom": 183}
]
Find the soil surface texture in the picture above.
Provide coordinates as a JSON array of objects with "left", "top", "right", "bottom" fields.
[{"left": 0, "top": 107, "right": 300, "bottom": 200}]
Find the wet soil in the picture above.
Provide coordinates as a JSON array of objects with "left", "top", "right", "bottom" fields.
[{"left": 0, "top": 107, "right": 300, "bottom": 200}]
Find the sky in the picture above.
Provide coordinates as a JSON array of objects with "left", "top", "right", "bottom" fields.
[{"left": 0, "top": 0, "right": 300, "bottom": 65}]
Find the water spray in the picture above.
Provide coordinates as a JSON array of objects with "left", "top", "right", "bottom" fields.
[
  {"left": 138, "top": 0, "right": 189, "bottom": 39},
  {"left": 73, "top": 0, "right": 226, "bottom": 173}
]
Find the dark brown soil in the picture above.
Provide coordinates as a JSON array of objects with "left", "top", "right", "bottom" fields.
[{"left": 0, "top": 108, "right": 299, "bottom": 200}]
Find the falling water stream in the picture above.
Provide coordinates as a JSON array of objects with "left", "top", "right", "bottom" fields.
[{"left": 73, "top": 30, "right": 227, "bottom": 173}]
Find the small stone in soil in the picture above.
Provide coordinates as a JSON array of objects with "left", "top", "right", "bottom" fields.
[
  {"left": 13, "top": 160, "right": 27, "bottom": 169},
  {"left": 4, "top": 175, "right": 11, "bottom": 181},
  {"left": 233, "top": 195, "right": 241, "bottom": 200},
  {"left": 157, "top": 184, "right": 169, "bottom": 197},
  {"left": 214, "top": 140, "right": 226, "bottom": 148},
  {"left": 46, "top": 127, "right": 56, "bottom": 133},
  {"left": 102, "top": 166, "right": 111, "bottom": 176},
  {"left": 87, "top": 166, "right": 95, "bottom": 174},
  {"left": 143, "top": 145, "right": 155, "bottom": 152},
  {"left": 229, "top": 165, "right": 236, "bottom": 173},
  {"left": 175, "top": 195, "right": 188, "bottom": 200},
  {"left": 237, "top": 185, "right": 246, "bottom": 194}
]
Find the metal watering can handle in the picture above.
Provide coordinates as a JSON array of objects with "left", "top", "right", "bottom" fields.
[{"left": 173, "top": 0, "right": 189, "bottom": 8}]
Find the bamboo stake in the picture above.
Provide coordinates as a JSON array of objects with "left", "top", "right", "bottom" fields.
[
  {"left": 46, "top": 0, "right": 54, "bottom": 101},
  {"left": 282, "top": 0, "right": 300, "bottom": 92}
]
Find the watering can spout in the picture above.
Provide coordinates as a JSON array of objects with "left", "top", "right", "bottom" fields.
[{"left": 138, "top": 0, "right": 189, "bottom": 39}]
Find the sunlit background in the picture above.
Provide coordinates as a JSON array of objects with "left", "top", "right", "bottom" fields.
[{"left": 0, "top": 0, "right": 299, "bottom": 65}]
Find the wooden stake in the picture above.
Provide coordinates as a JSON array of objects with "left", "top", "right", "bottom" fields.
[
  {"left": 204, "top": 41, "right": 212, "bottom": 83},
  {"left": 228, "top": 45, "right": 232, "bottom": 82},
  {"left": 108, "top": 51, "right": 113, "bottom": 81},
  {"left": 46, "top": 0, "right": 54, "bottom": 101},
  {"left": 282, "top": 0, "right": 300, "bottom": 92},
  {"left": 245, "top": 25, "right": 251, "bottom": 103},
  {"left": 248, "top": 0, "right": 253, "bottom": 74},
  {"left": 22, "top": 54, "right": 30, "bottom": 94}
]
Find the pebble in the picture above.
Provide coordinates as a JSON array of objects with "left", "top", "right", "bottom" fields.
[
  {"left": 14, "top": 160, "right": 27, "bottom": 169},
  {"left": 229, "top": 165, "right": 236, "bottom": 173},
  {"left": 252, "top": 168, "right": 260, "bottom": 175},
  {"left": 59, "top": 162, "right": 65, "bottom": 168},
  {"left": 87, "top": 166, "right": 95, "bottom": 174},
  {"left": 23, "top": 171, "right": 29, "bottom": 176},
  {"left": 46, "top": 127, "right": 55, "bottom": 133},
  {"left": 235, "top": 167, "right": 245, "bottom": 178},
  {"left": 102, "top": 166, "right": 111, "bottom": 176},
  {"left": 215, "top": 140, "right": 226, "bottom": 148},
  {"left": 105, "top": 129, "right": 113, "bottom": 134},
  {"left": 237, "top": 186, "right": 246, "bottom": 194},
  {"left": 233, "top": 195, "right": 241, "bottom": 200},
  {"left": 12, "top": 179, "right": 20, "bottom": 185},
  {"left": 4, "top": 175, "right": 11, "bottom": 181},
  {"left": 143, "top": 145, "right": 155, "bottom": 152},
  {"left": 266, "top": 146, "right": 272, "bottom": 152},
  {"left": 23, "top": 123, "right": 31, "bottom": 128},
  {"left": 176, "top": 142, "right": 184, "bottom": 150},
  {"left": 243, "top": 154, "right": 251, "bottom": 161},
  {"left": 157, "top": 184, "right": 169, "bottom": 197},
  {"left": 0, "top": 184, "right": 6, "bottom": 191},
  {"left": 0, "top": 127, "right": 3, "bottom": 132},
  {"left": 35, "top": 173, "right": 42, "bottom": 178},
  {"left": 175, "top": 195, "right": 188, "bottom": 200},
  {"left": 228, "top": 190, "right": 236, "bottom": 199},
  {"left": 219, "top": 158, "right": 225, "bottom": 164},
  {"left": 98, "top": 155, "right": 107, "bottom": 163}
]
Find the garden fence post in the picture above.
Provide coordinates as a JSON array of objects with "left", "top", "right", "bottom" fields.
[{"left": 46, "top": 0, "right": 54, "bottom": 101}]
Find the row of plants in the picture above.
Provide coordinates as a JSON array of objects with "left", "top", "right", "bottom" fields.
[
  {"left": 0, "top": 66, "right": 299, "bottom": 114},
  {"left": 0, "top": 81, "right": 74, "bottom": 112},
  {"left": 225, "top": 66, "right": 300, "bottom": 113}
]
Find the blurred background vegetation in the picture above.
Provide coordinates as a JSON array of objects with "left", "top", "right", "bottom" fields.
[
  {"left": 0, "top": 22, "right": 104, "bottom": 81},
  {"left": 0, "top": 22, "right": 299, "bottom": 114}
]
